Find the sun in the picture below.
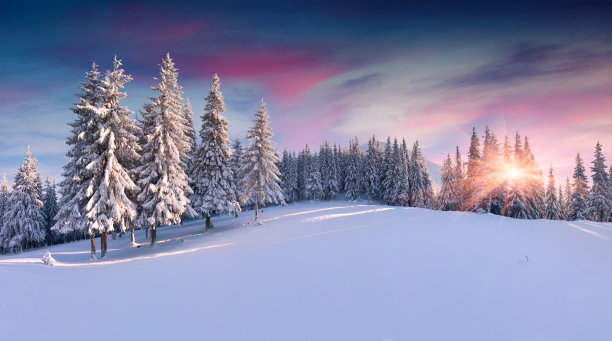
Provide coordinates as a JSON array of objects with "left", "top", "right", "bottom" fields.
[{"left": 503, "top": 166, "right": 522, "bottom": 180}]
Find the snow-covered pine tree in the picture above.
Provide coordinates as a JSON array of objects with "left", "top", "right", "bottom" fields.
[
  {"left": 523, "top": 137, "right": 544, "bottom": 218},
  {"left": 183, "top": 98, "right": 197, "bottom": 190},
  {"left": 191, "top": 74, "right": 240, "bottom": 229},
  {"left": 344, "top": 138, "right": 362, "bottom": 201},
  {"left": 334, "top": 143, "right": 347, "bottom": 194},
  {"left": 398, "top": 138, "right": 410, "bottom": 206},
  {"left": 289, "top": 152, "right": 299, "bottom": 202},
  {"left": 42, "top": 178, "right": 59, "bottom": 244},
  {"left": 364, "top": 135, "right": 381, "bottom": 203},
  {"left": 0, "top": 148, "right": 46, "bottom": 253},
  {"left": 137, "top": 53, "right": 194, "bottom": 246},
  {"left": 564, "top": 177, "right": 572, "bottom": 220},
  {"left": 83, "top": 56, "right": 140, "bottom": 258},
  {"left": 454, "top": 146, "right": 464, "bottom": 209},
  {"left": 464, "top": 127, "right": 482, "bottom": 211},
  {"left": 0, "top": 174, "right": 10, "bottom": 252},
  {"left": 305, "top": 152, "right": 323, "bottom": 201},
  {"left": 437, "top": 153, "right": 457, "bottom": 211},
  {"left": 230, "top": 137, "right": 245, "bottom": 209},
  {"left": 383, "top": 138, "right": 406, "bottom": 205},
  {"left": 505, "top": 133, "right": 535, "bottom": 218},
  {"left": 479, "top": 126, "right": 503, "bottom": 214},
  {"left": 320, "top": 141, "right": 339, "bottom": 200},
  {"left": 381, "top": 137, "right": 392, "bottom": 200},
  {"left": 239, "top": 99, "right": 285, "bottom": 224},
  {"left": 557, "top": 185, "right": 565, "bottom": 220},
  {"left": 408, "top": 140, "right": 435, "bottom": 208},
  {"left": 569, "top": 153, "right": 589, "bottom": 220},
  {"left": 53, "top": 62, "right": 102, "bottom": 241},
  {"left": 586, "top": 142, "right": 612, "bottom": 222},
  {"left": 298, "top": 146, "right": 310, "bottom": 200},
  {"left": 544, "top": 166, "right": 560, "bottom": 220}
]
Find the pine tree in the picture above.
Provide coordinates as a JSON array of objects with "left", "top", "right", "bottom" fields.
[
  {"left": 240, "top": 99, "right": 285, "bottom": 223},
  {"left": 305, "top": 152, "right": 323, "bottom": 201},
  {"left": 454, "top": 146, "right": 465, "bottom": 209},
  {"left": 83, "top": 56, "right": 140, "bottom": 258},
  {"left": 320, "top": 141, "right": 339, "bottom": 200},
  {"left": 42, "top": 178, "right": 59, "bottom": 244},
  {"left": 464, "top": 127, "right": 482, "bottom": 210},
  {"left": 586, "top": 142, "right": 612, "bottom": 222},
  {"left": 0, "top": 174, "right": 10, "bottom": 252},
  {"left": 569, "top": 153, "right": 589, "bottom": 220},
  {"left": 479, "top": 126, "right": 503, "bottom": 214},
  {"left": 0, "top": 148, "right": 46, "bottom": 253},
  {"left": 503, "top": 132, "right": 540, "bottom": 219},
  {"left": 383, "top": 138, "right": 407, "bottom": 205},
  {"left": 437, "top": 153, "right": 457, "bottom": 211},
  {"left": 191, "top": 74, "right": 240, "bottom": 229},
  {"left": 408, "top": 140, "right": 434, "bottom": 208},
  {"left": 230, "top": 137, "right": 245, "bottom": 209},
  {"left": 564, "top": 177, "right": 572, "bottom": 220},
  {"left": 344, "top": 138, "right": 362, "bottom": 201},
  {"left": 544, "top": 166, "right": 560, "bottom": 220},
  {"left": 183, "top": 98, "right": 197, "bottom": 191},
  {"left": 557, "top": 185, "right": 565, "bottom": 220},
  {"left": 364, "top": 136, "right": 381, "bottom": 203},
  {"left": 53, "top": 62, "right": 102, "bottom": 241},
  {"left": 137, "top": 53, "right": 194, "bottom": 246}
]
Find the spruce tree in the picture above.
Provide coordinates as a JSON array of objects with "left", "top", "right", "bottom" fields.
[
  {"left": 438, "top": 153, "right": 457, "bottom": 211},
  {"left": 345, "top": 138, "right": 362, "bottom": 201},
  {"left": 454, "top": 146, "right": 465, "bottom": 209},
  {"left": 230, "top": 137, "right": 245, "bottom": 209},
  {"left": 557, "top": 185, "right": 565, "bottom": 220},
  {"left": 42, "top": 178, "right": 59, "bottom": 244},
  {"left": 191, "top": 74, "right": 240, "bottom": 229},
  {"left": 464, "top": 127, "right": 482, "bottom": 210},
  {"left": 183, "top": 98, "right": 197, "bottom": 189},
  {"left": 0, "top": 174, "right": 10, "bottom": 252},
  {"left": 0, "top": 148, "right": 46, "bottom": 253},
  {"left": 586, "top": 142, "right": 612, "bottom": 222},
  {"left": 320, "top": 141, "right": 339, "bottom": 200},
  {"left": 364, "top": 136, "right": 381, "bottom": 203},
  {"left": 137, "top": 53, "right": 194, "bottom": 246},
  {"left": 479, "top": 126, "right": 503, "bottom": 214},
  {"left": 564, "top": 177, "right": 572, "bottom": 220},
  {"left": 305, "top": 153, "right": 323, "bottom": 201},
  {"left": 409, "top": 140, "right": 435, "bottom": 208},
  {"left": 240, "top": 99, "right": 285, "bottom": 223},
  {"left": 83, "top": 56, "right": 140, "bottom": 258},
  {"left": 53, "top": 62, "right": 102, "bottom": 240},
  {"left": 569, "top": 153, "right": 589, "bottom": 220},
  {"left": 544, "top": 166, "right": 560, "bottom": 220}
]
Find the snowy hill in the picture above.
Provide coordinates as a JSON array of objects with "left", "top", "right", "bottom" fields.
[{"left": 1, "top": 201, "right": 611, "bottom": 340}]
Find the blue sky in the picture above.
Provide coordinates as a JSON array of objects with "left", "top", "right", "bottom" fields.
[{"left": 1, "top": 0, "right": 611, "bottom": 183}]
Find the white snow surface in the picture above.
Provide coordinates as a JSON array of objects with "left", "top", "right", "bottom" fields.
[{"left": 1, "top": 201, "right": 612, "bottom": 340}]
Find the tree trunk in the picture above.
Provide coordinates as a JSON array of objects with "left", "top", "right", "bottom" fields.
[
  {"left": 101, "top": 231, "right": 108, "bottom": 258},
  {"left": 146, "top": 226, "right": 149, "bottom": 240},
  {"left": 90, "top": 233, "right": 96, "bottom": 259},
  {"left": 150, "top": 226, "right": 156, "bottom": 247},
  {"left": 254, "top": 196, "right": 259, "bottom": 222},
  {"left": 130, "top": 225, "right": 135, "bottom": 245},
  {"left": 112, "top": 228, "right": 116, "bottom": 240},
  {"left": 205, "top": 215, "right": 212, "bottom": 230}
]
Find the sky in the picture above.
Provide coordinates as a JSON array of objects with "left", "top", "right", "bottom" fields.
[{"left": 1, "top": 0, "right": 611, "bottom": 185}]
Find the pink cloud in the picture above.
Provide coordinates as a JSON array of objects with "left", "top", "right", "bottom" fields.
[{"left": 181, "top": 47, "right": 346, "bottom": 102}]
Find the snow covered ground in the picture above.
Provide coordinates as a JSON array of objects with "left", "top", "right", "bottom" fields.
[{"left": 1, "top": 201, "right": 611, "bottom": 340}]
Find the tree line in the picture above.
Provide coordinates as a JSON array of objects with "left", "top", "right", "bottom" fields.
[
  {"left": 0, "top": 54, "right": 610, "bottom": 256},
  {"left": 0, "top": 54, "right": 284, "bottom": 256}
]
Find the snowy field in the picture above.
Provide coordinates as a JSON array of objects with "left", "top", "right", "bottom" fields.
[{"left": 1, "top": 201, "right": 611, "bottom": 340}]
